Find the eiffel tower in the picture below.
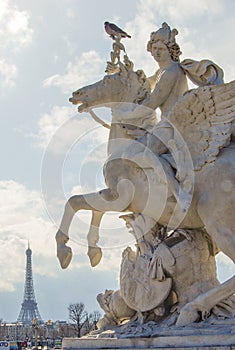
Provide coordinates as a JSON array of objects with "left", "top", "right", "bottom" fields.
[{"left": 17, "top": 244, "right": 43, "bottom": 324}]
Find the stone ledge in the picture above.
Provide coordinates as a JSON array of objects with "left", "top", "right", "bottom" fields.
[{"left": 62, "top": 334, "right": 235, "bottom": 349}]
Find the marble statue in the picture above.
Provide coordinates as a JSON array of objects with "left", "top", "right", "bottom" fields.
[{"left": 55, "top": 22, "right": 235, "bottom": 329}]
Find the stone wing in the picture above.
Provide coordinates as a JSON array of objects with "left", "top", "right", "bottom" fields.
[{"left": 168, "top": 80, "right": 235, "bottom": 170}]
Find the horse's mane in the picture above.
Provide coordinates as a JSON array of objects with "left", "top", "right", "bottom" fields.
[
  {"left": 112, "top": 68, "right": 154, "bottom": 133},
  {"left": 114, "top": 59, "right": 151, "bottom": 105},
  {"left": 133, "top": 69, "right": 151, "bottom": 104}
]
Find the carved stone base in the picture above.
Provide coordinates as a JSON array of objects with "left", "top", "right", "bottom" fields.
[
  {"left": 62, "top": 323, "right": 235, "bottom": 349},
  {"left": 62, "top": 337, "right": 234, "bottom": 349}
]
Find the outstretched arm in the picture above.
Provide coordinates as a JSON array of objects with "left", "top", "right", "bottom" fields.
[{"left": 142, "top": 69, "right": 178, "bottom": 110}]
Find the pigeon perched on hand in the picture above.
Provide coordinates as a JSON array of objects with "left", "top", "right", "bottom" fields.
[{"left": 104, "top": 21, "right": 131, "bottom": 40}]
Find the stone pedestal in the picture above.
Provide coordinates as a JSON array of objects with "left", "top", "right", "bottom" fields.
[{"left": 62, "top": 324, "right": 235, "bottom": 349}]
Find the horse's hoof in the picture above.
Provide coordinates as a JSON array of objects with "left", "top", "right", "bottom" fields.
[
  {"left": 176, "top": 304, "right": 200, "bottom": 326},
  {"left": 87, "top": 246, "right": 102, "bottom": 267},
  {"left": 57, "top": 245, "right": 72, "bottom": 269},
  {"left": 56, "top": 229, "right": 69, "bottom": 244}
]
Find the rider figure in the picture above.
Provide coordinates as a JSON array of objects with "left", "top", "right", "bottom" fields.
[
  {"left": 123, "top": 23, "right": 190, "bottom": 211},
  {"left": 123, "top": 22, "right": 223, "bottom": 211}
]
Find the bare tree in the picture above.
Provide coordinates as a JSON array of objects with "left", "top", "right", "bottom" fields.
[
  {"left": 88, "top": 311, "right": 101, "bottom": 330},
  {"left": 68, "top": 303, "right": 88, "bottom": 337}
]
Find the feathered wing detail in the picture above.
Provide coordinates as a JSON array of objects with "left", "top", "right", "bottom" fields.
[{"left": 168, "top": 80, "right": 235, "bottom": 170}]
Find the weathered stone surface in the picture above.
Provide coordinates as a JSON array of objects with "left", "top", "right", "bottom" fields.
[
  {"left": 62, "top": 324, "right": 235, "bottom": 349},
  {"left": 56, "top": 20, "right": 235, "bottom": 340}
]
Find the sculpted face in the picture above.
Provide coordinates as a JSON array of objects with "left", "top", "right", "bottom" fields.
[{"left": 151, "top": 41, "right": 171, "bottom": 64}]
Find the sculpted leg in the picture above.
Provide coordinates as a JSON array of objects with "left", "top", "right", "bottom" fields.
[
  {"left": 198, "top": 195, "right": 235, "bottom": 262},
  {"left": 56, "top": 181, "right": 134, "bottom": 269},
  {"left": 176, "top": 198, "right": 235, "bottom": 326},
  {"left": 56, "top": 198, "right": 78, "bottom": 269},
  {"left": 131, "top": 149, "right": 191, "bottom": 212},
  {"left": 124, "top": 125, "right": 191, "bottom": 212},
  {"left": 87, "top": 211, "right": 104, "bottom": 267},
  {"left": 159, "top": 156, "right": 192, "bottom": 212}
]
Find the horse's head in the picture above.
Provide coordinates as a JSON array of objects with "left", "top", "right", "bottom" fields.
[{"left": 69, "top": 65, "right": 151, "bottom": 112}]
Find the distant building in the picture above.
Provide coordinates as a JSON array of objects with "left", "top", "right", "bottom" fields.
[{"left": 0, "top": 321, "right": 79, "bottom": 342}]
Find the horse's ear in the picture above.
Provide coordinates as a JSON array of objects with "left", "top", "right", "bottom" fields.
[{"left": 118, "top": 55, "right": 134, "bottom": 76}]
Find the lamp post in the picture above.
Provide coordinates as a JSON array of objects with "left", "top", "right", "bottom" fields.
[
  {"left": 46, "top": 320, "right": 51, "bottom": 349},
  {"left": 32, "top": 319, "right": 38, "bottom": 350}
]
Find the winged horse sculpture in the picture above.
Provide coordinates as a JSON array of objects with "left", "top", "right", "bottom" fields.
[{"left": 55, "top": 53, "right": 235, "bottom": 326}]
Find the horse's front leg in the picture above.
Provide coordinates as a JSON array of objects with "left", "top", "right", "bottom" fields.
[
  {"left": 56, "top": 197, "right": 76, "bottom": 269},
  {"left": 87, "top": 211, "right": 104, "bottom": 267},
  {"left": 56, "top": 181, "right": 134, "bottom": 269}
]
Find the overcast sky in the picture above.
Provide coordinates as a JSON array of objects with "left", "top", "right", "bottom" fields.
[{"left": 0, "top": 0, "right": 235, "bottom": 323}]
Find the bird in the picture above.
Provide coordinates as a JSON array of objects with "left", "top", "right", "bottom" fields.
[{"left": 104, "top": 21, "right": 131, "bottom": 40}]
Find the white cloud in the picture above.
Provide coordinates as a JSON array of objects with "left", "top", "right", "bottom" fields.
[
  {"left": 35, "top": 105, "right": 75, "bottom": 150},
  {"left": 0, "top": 0, "right": 33, "bottom": 50},
  {"left": 0, "top": 58, "right": 17, "bottom": 88},
  {"left": 34, "top": 103, "right": 110, "bottom": 165},
  {"left": 0, "top": 181, "right": 40, "bottom": 224},
  {"left": 38, "top": 48, "right": 111, "bottom": 155},
  {"left": 66, "top": 8, "right": 75, "bottom": 19},
  {"left": 142, "top": 0, "right": 222, "bottom": 23},
  {"left": 34, "top": 105, "right": 108, "bottom": 157},
  {"left": 43, "top": 51, "right": 105, "bottom": 94},
  {"left": 0, "top": 180, "right": 56, "bottom": 291},
  {"left": 0, "top": 0, "right": 33, "bottom": 88}
]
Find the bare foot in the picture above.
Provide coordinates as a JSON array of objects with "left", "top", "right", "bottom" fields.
[
  {"left": 56, "top": 230, "right": 72, "bottom": 269},
  {"left": 87, "top": 246, "right": 102, "bottom": 267}
]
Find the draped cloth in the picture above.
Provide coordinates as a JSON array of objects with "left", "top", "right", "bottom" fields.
[{"left": 181, "top": 59, "right": 224, "bottom": 86}]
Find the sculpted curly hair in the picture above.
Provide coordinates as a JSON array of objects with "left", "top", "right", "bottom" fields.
[
  {"left": 147, "top": 38, "right": 182, "bottom": 62},
  {"left": 147, "top": 23, "right": 182, "bottom": 62}
]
